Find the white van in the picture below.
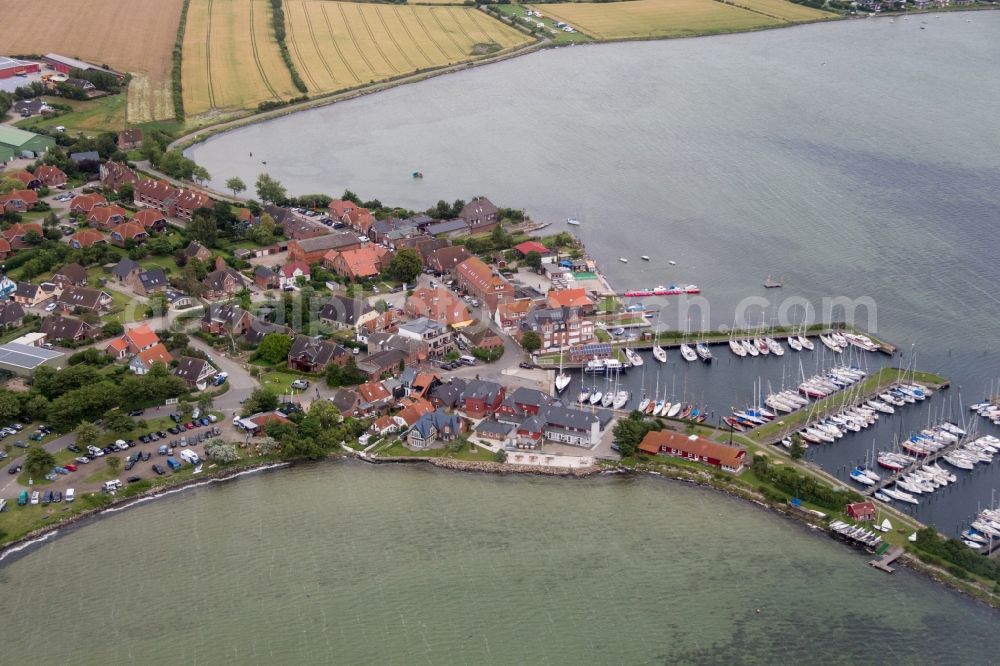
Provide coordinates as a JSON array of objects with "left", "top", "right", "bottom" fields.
[
  {"left": 65, "top": 488, "right": 75, "bottom": 502},
  {"left": 180, "top": 449, "right": 200, "bottom": 464},
  {"left": 103, "top": 479, "right": 122, "bottom": 493},
  {"left": 459, "top": 355, "right": 477, "bottom": 366}
]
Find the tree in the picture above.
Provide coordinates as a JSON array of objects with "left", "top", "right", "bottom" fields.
[
  {"left": 74, "top": 421, "right": 101, "bottom": 448},
  {"left": 611, "top": 410, "right": 657, "bottom": 458},
  {"left": 789, "top": 434, "right": 805, "bottom": 460},
  {"left": 249, "top": 212, "right": 276, "bottom": 245},
  {"left": 520, "top": 331, "right": 541, "bottom": 353},
  {"left": 524, "top": 251, "right": 542, "bottom": 270},
  {"left": 305, "top": 400, "right": 341, "bottom": 429},
  {"left": 255, "top": 173, "right": 287, "bottom": 205},
  {"left": 188, "top": 210, "right": 218, "bottom": 247},
  {"left": 105, "top": 455, "right": 122, "bottom": 476},
  {"left": 256, "top": 332, "right": 293, "bottom": 364},
  {"left": 0, "top": 390, "right": 21, "bottom": 422},
  {"left": 204, "top": 439, "right": 239, "bottom": 463},
  {"left": 104, "top": 412, "right": 135, "bottom": 434},
  {"left": 241, "top": 388, "right": 279, "bottom": 416},
  {"left": 177, "top": 398, "right": 193, "bottom": 420},
  {"left": 197, "top": 392, "right": 214, "bottom": 412},
  {"left": 386, "top": 248, "right": 423, "bottom": 284},
  {"left": 102, "top": 320, "right": 124, "bottom": 337},
  {"left": 226, "top": 176, "right": 247, "bottom": 197},
  {"left": 25, "top": 446, "right": 55, "bottom": 477}
]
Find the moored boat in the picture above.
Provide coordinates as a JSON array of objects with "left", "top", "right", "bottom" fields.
[
  {"left": 653, "top": 345, "right": 667, "bottom": 363},
  {"left": 679, "top": 344, "right": 697, "bottom": 362}
]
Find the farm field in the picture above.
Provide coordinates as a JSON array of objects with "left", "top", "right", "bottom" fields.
[
  {"left": 284, "top": 0, "right": 531, "bottom": 94},
  {"left": 0, "top": 0, "right": 182, "bottom": 123},
  {"left": 182, "top": 0, "right": 301, "bottom": 117},
  {"left": 531, "top": 0, "right": 826, "bottom": 40}
]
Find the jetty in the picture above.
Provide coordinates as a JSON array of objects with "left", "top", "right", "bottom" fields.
[
  {"left": 862, "top": 432, "right": 976, "bottom": 497},
  {"left": 869, "top": 545, "right": 904, "bottom": 573}
]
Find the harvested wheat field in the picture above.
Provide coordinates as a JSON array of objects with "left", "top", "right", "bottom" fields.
[
  {"left": 0, "top": 0, "right": 182, "bottom": 122},
  {"left": 284, "top": 0, "right": 530, "bottom": 93},
  {"left": 533, "top": 0, "right": 827, "bottom": 40},
  {"left": 182, "top": 0, "right": 301, "bottom": 117}
]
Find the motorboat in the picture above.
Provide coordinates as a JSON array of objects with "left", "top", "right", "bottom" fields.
[
  {"left": 619, "top": 257, "right": 628, "bottom": 263},
  {"left": 585, "top": 359, "right": 607, "bottom": 373},
  {"left": 641, "top": 255, "right": 650, "bottom": 261},
  {"left": 679, "top": 344, "right": 698, "bottom": 362},
  {"left": 653, "top": 345, "right": 667, "bottom": 363},
  {"left": 695, "top": 343, "right": 712, "bottom": 362},
  {"left": 567, "top": 218, "right": 580, "bottom": 226}
]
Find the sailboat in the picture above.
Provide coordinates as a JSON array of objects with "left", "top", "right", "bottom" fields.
[
  {"left": 787, "top": 335, "right": 802, "bottom": 352},
  {"left": 743, "top": 339, "right": 759, "bottom": 357},
  {"left": 555, "top": 351, "right": 571, "bottom": 394},
  {"left": 729, "top": 338, "right": 747, "bottom": 357},
  {"left": 653, "top": 344, "right": 667, "bottom": 363},
  {"left": 667, "top": 402, "right": 682, "bottom": 418},
  {"left": 798, "top": 333, "right": 814, "bottom": 351},
  {"left": 578, "top": 388, "right": 591, "bottom": 404},
  {"left": 624, "top": 347, "right": 643, "bottom": 367},
  {"left": 679, "top": 343, "right": 697, "bottom": 362},
  {"left": 695, "top": 342, "right": 712, "bottom": 363}
]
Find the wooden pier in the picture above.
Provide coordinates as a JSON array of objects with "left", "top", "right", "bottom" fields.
[
  {"left": 862, "top": 433, "right": 973, "bottom": 497},
  {"left": 869, "top": 545, "right": 904, "bottom": 573}
]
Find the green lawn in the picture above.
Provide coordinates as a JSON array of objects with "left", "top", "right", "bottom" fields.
[
  {"left": 259, "top": 369, "right": 313, "bottom": 395},
  {"left": 14, "top": 95, "right": 127, "bottom": 135},
  {"left": 490, "top": 5, "right": 593, "bottom": 43}
]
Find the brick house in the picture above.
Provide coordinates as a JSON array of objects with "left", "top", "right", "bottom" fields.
[
  {"left": 520, "top": 307, "right": 594, "bottom": 351},
  {"left": 128, "top": 343, "right": 172, "bottom": 375},
  {"left": 56, "top": 285, "right": 112, "bottom": 313},
  {"left": 99, "top": 162, "right": 138, "bottom": 192},
  {"left": 546, "top": 288, "right": 595, "bottom": 314},
  {"left": 405, "top": 286, "right": 470, "bottom": 326},
  {"left": 425, "top": 245, "right": 471, "bottom": 274},
  {"left": 88, "top": 205, "right": 127, "bottom": 229},
  {"left": 34, "top": 165, "right": 67, "bottom": 188},
  {"left": 328, "top": 199, "right": 356, "bottom": 219},
  {"left": 52, "top": 262, "right": 88, "bottom": 288},
  {"left": 69, "top": 229, "right": 107, "bottom": 249},
  {"left": 846, "top": 501, "right": 877, "bottom": 522},
  {"left": 184, "top": 241, "right": 212, "bottom": 263},
  {"left": 454, "top": 256, "right": 514, "bottom": 314},
  {"left": 69, "top": 193, "right": 107, "bottom": 214},
  {"left": 324, "top": 245, "right": 391, "bottom": 281},
  {"left": 343, "top": 208, "right": 375, "bottom": 235},
  {"left": 201, "top": 260, "right": 246, "bottom": 300},
  {"left": 287, "top": 335, "right": 347, "bottom": 373},
  {"left": 131, "top": 268, "right": 168, "bottom": 296},
  {"left": 396, "top": 317, "right": 455, "bottom": 358},
  {"left": 117, "top": 128, "right": 143, "bottom": 151},
  {"left": 638, "top": 431, "right": 747, "bottom": 472},
  {"left": 3, "top": 222, "right": 44, "bottom": 249},
  {"left": 0, "top": 190, "right": 38, "bottom": 214},
  {"left": 318, "top": 295, "right": 377, "bottom": 332},
  {"left": 201, "top": 303, "right": 253, "bottom": 337},
  {"left": 458, "top": 197, "right": 499, "bottom": 234},
  {"left": 253, "top": 266, "right": 278, "bottom": 290},
  {"left": 39, "top": 314, "right": 96, "bottom": 342},
  {"left": 8, "top": 171, "right": 40, "bottom": 189},
  {"left": 287, "top": 232, "right": 362, "bottom": 264},
  {"left": 109, "top": 221, "right": 148, "bottom": 247},
  {"left": 132, "top": 208, "right": 168, "bottom": 233}
]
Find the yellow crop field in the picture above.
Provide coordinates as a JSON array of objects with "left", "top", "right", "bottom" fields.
[
  {"left": 533, "top": 0, "right": 793, "bottom": 40},
  {"left": 182, "top": 0, "right": 301, "bottom": 117},
  {"left": 730, "top": 0, "right": 832, "bottom": 21},
  {"left": 0, "top": 0, "right": 181, "bottom": 123},
  {"left": 284, "top": 0, "right": 530, "bottom": 93}
]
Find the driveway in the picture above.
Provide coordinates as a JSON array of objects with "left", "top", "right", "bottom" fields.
[{"left": 185, "top": 337, "right": 259, "bottom": 412}]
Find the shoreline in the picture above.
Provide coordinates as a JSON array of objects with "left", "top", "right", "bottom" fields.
[
  {"left": 4, "top": 450, "right": 997, "bottom": 611},
  {"left": 171, "top": 6, "right": 996, "bottom": 162}
]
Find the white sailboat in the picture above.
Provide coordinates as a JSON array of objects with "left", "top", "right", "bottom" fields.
[
  {"left": 729, "top": 338, "right": 747, "bottom": 357},
  {"left": 554, "top": 351, "right": 571, "bottom": 394},
  {"left": 797, "top": 334, "right": 814, "bottom": 351},
  {"left": 624, "top": 347, "right": 643, "bottom": 367},
  {"left": 679, "top": 343, "right": 697, "bottom": 362},
  {"left": 742, "top": 339, "right": 759, "bottom": 357}
]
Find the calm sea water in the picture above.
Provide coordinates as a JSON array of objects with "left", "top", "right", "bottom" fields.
[
  {"left": 190, "top": 12, "right": 1000, "bottom": 532},
  {"left": 1, "top": 463, "right": 997, "bottom": 664}
]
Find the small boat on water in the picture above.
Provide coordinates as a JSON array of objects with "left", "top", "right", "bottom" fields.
[
  {"left": 679, "top": 344, "right": 698, "bottom": 362},
  {"left": 819, "top": 334, "right": 842, "bottom": 353},
  {"left": 555, "top": 372, "right": 571, "bottom": 394},
  {"left": 590, "top": 391, "right": 603, "bottom": 405},
  {"left": 742, "top": 339, "right": 759, "bottom": 357},
  {"left": 653, "top": 399, "right": 666, "bottom": 416},
  {"left": 798, "top": 335, "right": 814, "bottom": 351},
  {"left": 787, "top": 336, "right": 802, "bottom": 352},
  {"left": 766, "top": 337, "right": 784, "bottom": 356},
  {"left": 619, "top": 257, "right": 628, "bottom": 263},
  {"left": 668, "top": 260, "right": 676, "bottom": 266},
  {"left": 567, "top": 218, "right": 581, "bottom": 226},
  {"left": 578, "top": 389, "right": 591, "bottom": 404},
  {"left": 613, "top": 390, "right": 630, "bottom": 410},
  {"left": 695, "top": 343, "right": 713, "bottom": 362},
  {"left": 601, "top": 392, "right": 615, "bottom": 408},
  {"left": 652, "top": 345, "right": 667, "bottom": 363},
  {"left": 641, "top": 255, "right": 650, "bottom": 261},
  {"left": 624, "top": 348, "right": 643, "bottom": 367},
  {"left": 755, "top": 338, "right": 769, "bottom": 355}
]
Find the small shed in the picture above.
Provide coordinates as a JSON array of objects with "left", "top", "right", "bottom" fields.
[{"left": 846, "top": 501, "right": 877, "bottom": 522}]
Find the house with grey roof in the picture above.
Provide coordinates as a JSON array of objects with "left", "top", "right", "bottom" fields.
[{"left": 406, "top": 409, "right": 463, "bottom": 450}]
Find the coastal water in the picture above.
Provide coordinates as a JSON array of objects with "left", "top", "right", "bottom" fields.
[
  {"left": 1, "top": 463, "right": 998, "bottom": 663},
  {"left": 190, "top": 12, "right": 1000, "bottom": 533}
]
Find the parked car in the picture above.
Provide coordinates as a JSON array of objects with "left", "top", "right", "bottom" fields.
[
  {"left": 158, "top": 445, "right": 168, "bottom": 456},
  {"left": 127, "top": 476, "right": 141, "bottom": 484},
  {"left": 128, "top": 409, "right": 144, "bottom": 417},
  {"left": 124, "top": 459, "right": 135, "bottom": 471},
  {"left": 8, "top": 464, "right": 22, "bottom": 475},
  {"left": 519, "top": 362, "right": 534, "bottom": 369},
  {"left": 152, "top": 464, "right": 165, "bottom": 475},
  {"left": 42, "top": 491, "right": 52, "bottom": 505},
  {"left": 17, "top": 490, "right": 28, "bottom": 506},
  {"left": 166, "top": 457, "right": 182, "bottom": 471},
  {"left": 67, "top": 444, "right": 81, "bottom": 453},
  {"left": 13, "top": 440, "right": 28, "bottom": 449},
  {"left": 291, "top": 379, "right": 310, "bottom": 390},
  {"left": 52, "top": 491, "right": 62, "bottom": 503},
  {"left": 30, "top": 491, "right": 39, "bottom": 505},
  {"left": 142, "top": 451, "right": 151, "bottom": 462},
  {"left": 65, "top": 464, "right": 77, "bottom": 472},
  {"left": 75, "top": 456, "right": 90, "bottom": 464}
]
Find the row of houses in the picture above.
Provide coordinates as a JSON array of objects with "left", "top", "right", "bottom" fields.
[{"left": 99, "top": 162, "right": 211, "bottom": 221}]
